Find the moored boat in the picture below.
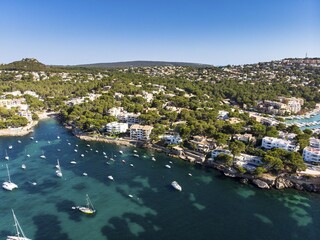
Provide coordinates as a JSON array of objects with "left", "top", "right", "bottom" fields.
[{"left": 171, "top": 181, "right": 182, "bottom": 191}]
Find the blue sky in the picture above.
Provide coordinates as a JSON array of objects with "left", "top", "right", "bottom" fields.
[{"left": 0, "top": 0, "right": 319, "bottom": 65}]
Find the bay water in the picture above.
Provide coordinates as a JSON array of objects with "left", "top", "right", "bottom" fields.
[{"left": 0, "top": 119, "right": 320, "bottom": 240}]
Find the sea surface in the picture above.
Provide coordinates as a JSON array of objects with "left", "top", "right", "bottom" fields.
[
  {"left": 286, "top": 113, "right": 320, "bottom": 130},
  {"left": 1, "top": 119, "right": 320, "bottom": 240}
]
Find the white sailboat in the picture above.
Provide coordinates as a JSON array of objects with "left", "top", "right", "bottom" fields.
[
  {"left": 5, "top": 150, "right": 9, "bottom": 160},
  {"left": 40, "top": 151, "right": 46, "bottom": 159},
  {"left": 7, "top": 209, "right": 31, "bottom": 240},
  {"left": 78, "top": 194, "right": 96, "bottom": 214},
  {"left": 2, "top": 164, "right": 18, "bottom": 191},
  {"left": 56, "top": 159, "right": 63, "bottom": 177}
]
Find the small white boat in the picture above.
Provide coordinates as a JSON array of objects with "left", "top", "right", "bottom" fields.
[
  {"left": 78, "top": 194, "right": 96, "bottom": 214},
  {"left": 17, "top": 140, "right": 22, "bottom": 143},
  {"left": 31, "top": 182, "right": 37, "bottom": 186},
  {"left": 83, "top": 172, "right": 88, "bottom": 176},
  {"left": 188, "top": 173, "right": 192, "bottom": 176},
  {"left": 128, "top": 194, "right": 133, "bottom": 198},
  {"left": 169, "top": 161, "right": 173, "bottom": 164},
  {"left": 30, "top": 137, "right": 34, "bottom": 140},
  {"left": 133, "top": 154, "right": 139, "bottom": 158},
  {"left": 81, "top": 154, "right": 84, "bottom": 157},
  {"left": 171, "top": 181, "right": 182, "bottom": 191},
  {"left": 57, "top": 136, "right": 60, "bottom": 139},
  {"left": 40, "top": 151, "right": 46, "bottom": 159},
  {"left": 165, "top": 165, "right": 171, "bottom": 169},
  {"left": 119, "top": 150, "right": 123, "bottom": 154},
  {"left": 26, "top": 154, "right": 30, "bottom": 158},
  {"left": 8, "top": 145, "right": 13, "bottom": 150},
  {"left": 122, "top": 160, "right": 126, "bottom": 163},
  {"left": 74, "top": 149, "right": 78, "bottom": 152},
  {"left": 103, "top": 152, "right": 106, "bottom": 155},
  {"left": 21, "top": 164, "right": 26, "bottom": 170},
  {"left": 2, "top": 164, "right": 18, "bottom": 191},
  {"left": 68, "top": 142, "right": 71, "bottom": 145},
  {"left": 130, "top": 164, "right": 134, "bottom": 167},
  {"left": 108, "top": 175, "right": 114, "bottom": 181},
  {"left": 151, "top": 157, "right": 156, "bottom": 161},
  {"left": 86, "top": 144, "right": 90, "bottom": 147},
  {"left": 95, "top": 150, "right": 98, "bottom": 153},
  {"left": 133, "top": 150, "right": 137, "bottom": 153},
  {"left": 75, "top": 144, "right": 78, "bottom": 147},
  {"left": 70, "top": 161, "right": 77, "bottom": 164},
  {"left": 7, "top": 209, "right": 31, "bottom": 240}
]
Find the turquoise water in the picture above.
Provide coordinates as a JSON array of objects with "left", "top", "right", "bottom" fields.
[
  {"left": 1, "top": 119, "right": 320, "bottom": 240},
  {"left": 286, "top": 113, "right": 320, "bottom": 130}
]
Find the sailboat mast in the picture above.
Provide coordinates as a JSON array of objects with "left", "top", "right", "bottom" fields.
[
  {"left": 6, "top": 164, "right": 11, "bottom": 182},
  {"left": 11, "top": 209, "right": 27, "bottom": 238}
]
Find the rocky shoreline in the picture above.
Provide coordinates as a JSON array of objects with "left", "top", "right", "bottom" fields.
[{"left": 212, "top": 162, "right": 320, "bottom": 193}]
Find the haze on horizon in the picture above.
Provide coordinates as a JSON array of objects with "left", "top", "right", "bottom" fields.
[{"left": 0, "top": 0, "right": 319, "bottom": 66}]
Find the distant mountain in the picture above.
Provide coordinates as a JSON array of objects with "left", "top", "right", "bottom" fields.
[
  {"left": 75, "top": 60, "right": 212, "bottom": 68},
  {"left": 0, "top": 58, "right": 48, "bottom": 71}
]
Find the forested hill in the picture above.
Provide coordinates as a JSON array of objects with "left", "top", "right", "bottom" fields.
[
  {"left": 75, "top": 61, "right": 212, "bottom": 68},
  {"left": 0, "top": 58, "right": 48, "bottom": 71}
]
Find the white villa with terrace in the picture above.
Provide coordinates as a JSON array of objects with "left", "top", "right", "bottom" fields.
[
  {"left": 261, "top": 136, "right": 299, "bottom": 152},
  {"left": 105, "top": 122, "right": 128, "bottom": 134}
]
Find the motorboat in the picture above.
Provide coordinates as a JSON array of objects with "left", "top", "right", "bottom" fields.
[
  {"left": 119, "top": 150, "right": 123, "bottom": 154},
  {"left": 165, "top": 165, "right": 171, "bottom": 169},
  {"left": 171, "top": 181, "right": 182, "bottom": 191},
  {"left": 108, "top": 175, "right": 114, "bottom": 181},
  {"left": 133, "top": 154, "right": 139, "bottom": 158},
  {"left": 70, "top": 161, "right": 77, "bottom": 164}
]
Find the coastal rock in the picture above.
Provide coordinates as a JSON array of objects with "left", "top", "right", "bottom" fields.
[
  {"left": 240, "top": 178, "right": 249, "bottom": 184},
  {"left": 294, "top": 183, "right": 304, "bottom": 191},
  {"left": 252, "top": 179, "right": 270, "bottom": 189},
  {"left": 275, "top": 177, "right": 293, "bottom": 189}
]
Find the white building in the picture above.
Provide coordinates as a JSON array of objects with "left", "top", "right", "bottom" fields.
[
  {"left": 130, "top": 124, "right": 153, "bottom": 141},
  {"left": 218, "top": 110, "right": 229, "bottom": 120},
  {"left": 105, "top": 122, "right": 128, "bottom": 134},
  {"left": 162, "top": 134, "right": 182, "bottom": 144},
  {"left": 211, "top": 149, "right": 232, "bottom": 159},
  {"left": 261, "top": 136, "right": 299, "bottom": 152},
  {"left": 108, "top": 107, "right": 124, "bottom": 118},
  {"left": 303, "top": 147, "right": 320, "bottom": 164},
  {"left": 309, "top": 138, "right": 320, "bottom": 149}
]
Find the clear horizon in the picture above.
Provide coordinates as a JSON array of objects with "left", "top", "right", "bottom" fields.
[{"left": 0, "top": 0, "right": 319, "bottom": 66}]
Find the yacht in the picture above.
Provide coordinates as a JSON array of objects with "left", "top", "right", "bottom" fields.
[{"left": 171, "top": 181, "right": 182, "bottom": 191}]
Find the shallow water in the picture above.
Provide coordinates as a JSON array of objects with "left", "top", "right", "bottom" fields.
[{"left": 0, "top": 119, "right": 320, "bottom": 240}]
